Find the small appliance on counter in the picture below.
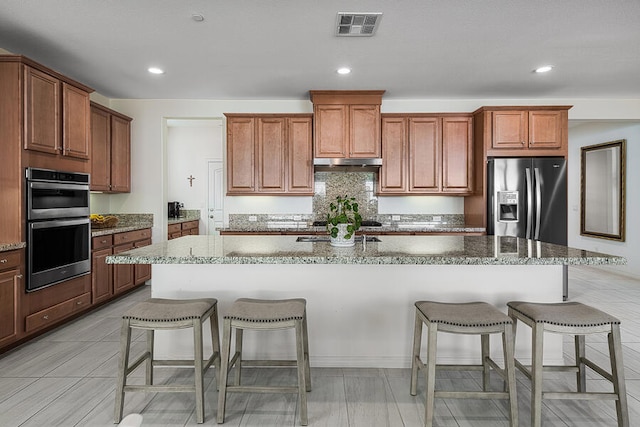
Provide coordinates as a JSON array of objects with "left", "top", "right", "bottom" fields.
[{"left": 168, "top": 201, "right": 183, "bottom": 218}]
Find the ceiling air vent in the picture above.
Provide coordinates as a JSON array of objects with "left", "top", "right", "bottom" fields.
[{"left": 336, "top": 13, "right": 382, "bottom": 37}]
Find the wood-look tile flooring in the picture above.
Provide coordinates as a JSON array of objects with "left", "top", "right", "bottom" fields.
[{"left": 1, "top": 266, "right": 638, "bottom": 426}]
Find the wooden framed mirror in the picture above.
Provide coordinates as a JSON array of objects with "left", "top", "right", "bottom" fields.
[{"left": 580, "top": 139, "right": 626, "bottom": 241}]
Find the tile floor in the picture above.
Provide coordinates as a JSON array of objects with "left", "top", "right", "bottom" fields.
[{"left": 0, "top": 265, "right": 638, "bottom": 426}]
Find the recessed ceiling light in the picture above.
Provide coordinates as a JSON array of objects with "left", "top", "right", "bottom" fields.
[
  {"left": 337, "top": 67, "right": 351, "bottom": 75},
  {"left": 148, "top": 67, "right": 165, "bottom": 75},
  {"left": 192, "top": 13, "right": 205, "bottom": 22},
  {"left": 535, "top": 65, "right": 553, "bottom": 73}
]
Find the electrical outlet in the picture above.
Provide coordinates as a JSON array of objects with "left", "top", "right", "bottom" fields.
[
  {"left": 392, "top": 215, "right": 401, "bottom": 221},
  {"left": 432, "top": 215, "right": 442, "bottom": 222},
  {"left": 249, "top": 216, "right": 257, "bottom": 222}
]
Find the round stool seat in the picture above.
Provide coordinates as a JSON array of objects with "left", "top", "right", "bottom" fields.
[
  {"left": 123, "top": 298, "right": 217, "bottom": 323},
  {"left": 225, "top": 298, "right": 306, "bottom": 323},
  {"left": 415, "top": 301, "right": 512, "bottom": 328},
  {"left": 508, "top": 301, "right": 620, "bottom": 327}
]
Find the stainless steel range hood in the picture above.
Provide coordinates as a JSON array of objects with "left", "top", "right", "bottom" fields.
[{"left": 313, "top": 157, "right": 382, "bottom": 172}]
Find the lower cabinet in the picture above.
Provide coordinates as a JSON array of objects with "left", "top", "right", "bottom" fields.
[
  {"left": 91, "top": 228, "right": 152, "bottom": 304},
  {"left": 0, "top": 250, "right": 23, "bottom": 348},
  {"left": 168, "top": 220, "right": 200, "bottom": 240}
]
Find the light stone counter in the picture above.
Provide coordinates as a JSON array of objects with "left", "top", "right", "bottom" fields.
[
  {"left": 107, "top": 234, "right": 625, "bottom": 266},
  {"left": 0, "top": 242, "right": 25, "bottom": 253},
  {"left": 107, "top": 235, "right": 625, "bottom": 368}
]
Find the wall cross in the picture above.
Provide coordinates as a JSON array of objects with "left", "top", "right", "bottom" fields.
[{"left": 187, "top": 175, "right": 196, "bottom": 187}]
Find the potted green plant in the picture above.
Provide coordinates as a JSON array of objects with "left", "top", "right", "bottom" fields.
[{"left": 326, "top": 195, "right": 362, "bottom": 247}]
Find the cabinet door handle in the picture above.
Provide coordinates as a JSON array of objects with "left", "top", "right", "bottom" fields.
[
  {"left": 101, "top": 240, "right": 107, "bottom": 244},
  {"left": 76, "top": 301, "right": 83, "bottom": 305},
  {"left": 16, "top": 274, "right": 23, "bottom": 279},
  {"left": 43, "top": 315, "right": 49, "bottom": 320},
  {"left": 0, "top": 259, "right": 6, "bottom": 263}
]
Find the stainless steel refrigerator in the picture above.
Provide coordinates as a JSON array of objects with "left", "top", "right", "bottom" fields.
[{"left": 487, "top": 157, "right": 567, "bottom": 245}]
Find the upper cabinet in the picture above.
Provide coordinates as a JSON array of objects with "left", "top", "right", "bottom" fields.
[
  {"left": 23, "top": 65, "right": 91, "bottom": 161},
  {"left": 379, "top": 114, "right": 473, "bottom": 195},
  {"left": 310, "top": 90, "right": 385, "bottom": 159},
  {"left": 225, "top": 114, "right": 313, "bottom": 195},
  {"left": 90, "top": 102, "right": 132, "bottom": 193},
  {"left": 481, "top": 106, "right": 571, "bottom": 156}
]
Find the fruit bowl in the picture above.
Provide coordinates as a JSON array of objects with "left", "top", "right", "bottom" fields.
[{"left": 90, "top": 214, "right": 118, "bottom": 229}]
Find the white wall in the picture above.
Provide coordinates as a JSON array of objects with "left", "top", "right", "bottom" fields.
[
  {"left": 98, "top": 97, "right": 640, "bottom": 244},
  {"left": 568, "top": 121, "right": 640, "bottom": 278},
  {"left": 166, "top": 119, "right": 223, "bottom": 233}
]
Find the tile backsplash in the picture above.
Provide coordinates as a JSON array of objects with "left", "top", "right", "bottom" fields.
[{"left": 312, "top": 171, "right": 377, "bottom": 220}]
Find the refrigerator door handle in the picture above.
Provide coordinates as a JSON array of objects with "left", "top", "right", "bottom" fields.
[
  {"left": 534, "top": 167, "right": 542, "bottom": 240},
  {"left": 525, "top": 167, "right": 533, "bottom": 239}
]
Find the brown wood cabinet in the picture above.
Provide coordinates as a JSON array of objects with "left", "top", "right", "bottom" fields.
[
  {"left": 0, "top": 250, "right": 23, "bottom": 348},
  {"left": 481, "top": 106, "right": 570, "bottom": 156},
  {"left": 92, "top": 229, "right": 151, "bottom": 305},
  {"left": 23, "top": 66, "right": 91, "bottom": 160},
  {"left": 225, "top": 114, "right": 313, "bottom": 195},
  {"left": 310, "top": 90, "right": 385, "bottom": 159},
  {"left": 112, "top": 229, "right": 151, "bottom": 294},
  {"left": 91, "top": 235, "right": 113, "bottom": 304},
  {"left": 90, "top": 102, "right": 132, "bottom": 192},
  {"left": 168, "top": 220, "right": 200, "bottom": 240},
  {"left": 379, "top": 114, "right": 472, "bottom": 195}
]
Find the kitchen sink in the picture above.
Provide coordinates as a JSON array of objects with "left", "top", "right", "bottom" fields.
[{"left": 296, "top": 236, "right": 381, "bottom": 243}]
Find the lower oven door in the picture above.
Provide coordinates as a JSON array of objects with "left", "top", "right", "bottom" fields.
[{"left": 27, "top": 217, "right": 91, "bottom": 292}]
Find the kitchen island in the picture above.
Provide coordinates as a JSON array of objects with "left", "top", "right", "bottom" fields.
[{"left": 107, "top": 234, "right": 625, "bottom": 368}]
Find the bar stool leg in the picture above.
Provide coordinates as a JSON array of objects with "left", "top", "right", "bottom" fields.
[
  {"left": 210, "top": 306, "right": 221, "bottom": 388},
  {"left": 146, "top": 329, "right": 154, "bottom": 385},
  {"left": 481, "top": 334, "right": 490, "bottom": 391},
  {"left": 234, "top": 328, "right": 243, "bottom": 386},
  {"left": 424, "top": 323, "right": 438, "bottom": 427},
  {"left": 609, "top": 325, "right": 629, "bottom": 427},
  {"left": 575, "top": 335, "right": 586, "bottom": 392},
  {"left": 302, "top": 314, "right": 312, "bottom": 392},
  {"left": 114, "top": 320, "right": 132, "bottom": 423},
  {"left": 531, "top": 324, "right": 544, "bottom": 427},
  {"left": 503, "top": 324, "right": 518, "bottom": 427},
  {"left": 410, "top": 311, "right": 423, "bottom": 396},
  {"left": 193, "top": 319, "right": 205, "bottom": 423},
  {"left": 217, "top": 318, "right": 232, "bottom": 424},
  {"left": 295, "top": 319, "right": 309, "bottom": 425}
]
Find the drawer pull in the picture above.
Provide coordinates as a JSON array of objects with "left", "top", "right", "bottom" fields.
[
  {"left": 43, "top": 315, "right": 49, "bottom": 320},
  {"left": 0, "top": 259, "right": 6, "bottom": 263},
  {"left": 101, "top": 240, "right": 107, "bottom": 244},
  {"left": 77, "top": 301, "right": 83, "bottom": 305}
]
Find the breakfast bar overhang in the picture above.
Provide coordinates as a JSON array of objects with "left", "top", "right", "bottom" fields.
[{"left": 107, "top": 235, "right": 625, "bottom": 368}]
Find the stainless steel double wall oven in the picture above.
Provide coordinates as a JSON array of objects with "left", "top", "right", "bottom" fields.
[{"left": 26, "top": 167, "right": 91, "bottom": 292}]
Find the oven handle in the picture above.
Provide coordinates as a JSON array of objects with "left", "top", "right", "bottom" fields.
[
  {"left": 29, "top": 217, "right": 90, "bottom": 229},
  {"left": 29, "top": 182, "right": 90, "bottom": 191}
]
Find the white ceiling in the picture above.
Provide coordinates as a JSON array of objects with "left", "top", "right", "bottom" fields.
[{"left": 1, "top": 0, "right": 639, "bottom": 100}]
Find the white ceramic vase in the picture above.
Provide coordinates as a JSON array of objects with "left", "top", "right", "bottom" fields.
[{"left": 330, "top": 223, "right": 356, "bottom": 247}]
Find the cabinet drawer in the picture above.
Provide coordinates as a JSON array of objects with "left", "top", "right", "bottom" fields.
[
  {"left": 0, "top": 251, "right": 21, "bottom": 271},
  {"left": 92, "top": 235, "right": 113, "bottom": 250},
  {"left": 181, "top": 220, "right": 199, "bottom": 230},
  {"left": 25, "top": 292, "right": 91, "bottom": 333},
  {"left": 133, "top": 238, "right": 151, "bottom": 249},
  {"left": 113, "top": 228, "right": 151, "bottom": 245},
  {"left": 168, "top": 223, "right": 182, "bottom": 234}
]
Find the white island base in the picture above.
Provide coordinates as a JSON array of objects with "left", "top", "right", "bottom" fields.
[{"left": 150, "top": 263, "right": 563, "bottom": 368}]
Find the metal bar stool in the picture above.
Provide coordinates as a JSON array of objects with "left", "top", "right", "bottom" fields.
[
  {"left": 217, "top": 298, "right": 311, "bottom": 425},
  {"left": 410, "top": 301, "right": 518, "bottom": 427},
  {"left": 114, "top": 298, "right": 221, "bottom": 424},
  {"left": 508, "top": 301, "right": 629, "bottom": 427}
]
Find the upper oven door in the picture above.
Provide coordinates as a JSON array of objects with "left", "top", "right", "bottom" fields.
[{"left": 27, "top": 181, "right": 90, "bottom": 220}]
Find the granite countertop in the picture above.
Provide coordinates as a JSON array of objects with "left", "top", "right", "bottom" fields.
[
  {"left": 218, "top": 224, "right": 486, "bottom": 234},
  {"left": 0, "top": 242, "right": 26, "bottom": 253},
  {"left": 91, "top": 223, "right": 153, "bottom": 237},
  {"left": 106, "top": 234, "right": 625, "bottom": 266}
]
